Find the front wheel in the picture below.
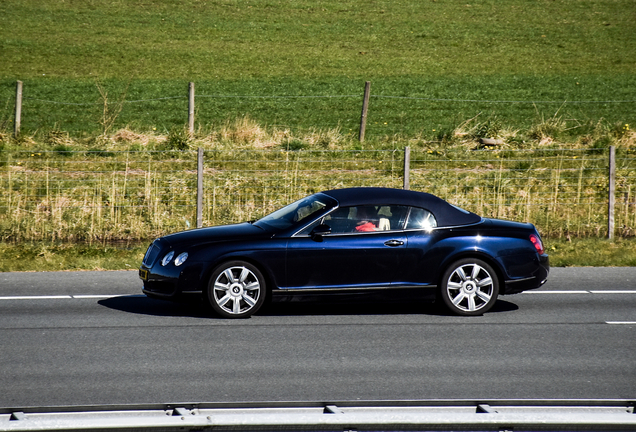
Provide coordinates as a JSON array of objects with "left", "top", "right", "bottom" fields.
[
  {"left": 440, "top": 258, "right": 499, "bottom": 316},
  {"left": 207, "top": 261, "right": 266, "bottom": 318}
]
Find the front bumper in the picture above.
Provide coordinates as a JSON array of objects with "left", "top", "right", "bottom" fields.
[
  {"left": 140, "top": 264, "right": 206, "bottom": 299},
  {"left": 139, "top": 253, "right": 204, "bottom": 299},
  {"left": 139, "top": 241, "right": 205, "bottom": 299},
  {"left": 139, "top": 264, "right": 182, "bottom": 298}
]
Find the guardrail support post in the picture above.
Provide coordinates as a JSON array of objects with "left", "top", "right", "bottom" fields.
[
  {"left": 608, "top": 145, "right": 615, "bottom": 240},
  {"left": 403, "top": 146, "right": 411, "bottom": 190},
  {"left": 358, "top": 81, "right": 371, "bottom": 142},
  {"left": 197, "top": 147, "right": 203, "bottom": 228},
  {"left": 188, "top": 82, "right": 195, "bottom": 136},
  {"left": 14, "top": 80, "right": 22, "bottom": 138}
]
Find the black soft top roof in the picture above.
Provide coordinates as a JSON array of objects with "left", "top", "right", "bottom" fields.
[{"left": 321, "top": 187, "right": 482, "bottom": 227}]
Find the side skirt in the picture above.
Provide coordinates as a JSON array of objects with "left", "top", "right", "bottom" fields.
[{"left": 273, "top": 284, "right": 437, "bottom": 294}]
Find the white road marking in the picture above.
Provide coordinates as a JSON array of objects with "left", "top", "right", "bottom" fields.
[
  {"left": 524, "top": 290, "right": 589, "bottom": 294},
  {"left": 590, "top": 290, "right": 636, "bottom": 294},
  {"left": 1, "top": 291, "right": 636, "bottom": 300},
  {"left": 0, "top": 295, "right": 72, "bottom": 300},
  {"left": 524, "top": 290, "right": 636, "bottom": 294},
  {"left": 606, "top": 321, "right": 636, "bottom": 325},
  {"left": 0, "top": 294, "right": 131, "bottom": 300}
]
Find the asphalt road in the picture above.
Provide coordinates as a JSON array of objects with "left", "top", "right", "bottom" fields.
[{"left": 0, "top": 268, "right": 635, "bottom": 408}]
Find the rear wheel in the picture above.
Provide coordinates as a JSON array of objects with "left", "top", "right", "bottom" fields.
[
  {"left": 207, "top": 261, "right": 266, "bottom": 318},
  {"left": 440, "top": 258, "right": 499, "bottom": 316}
]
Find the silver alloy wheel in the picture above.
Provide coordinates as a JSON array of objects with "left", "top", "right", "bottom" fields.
[
  {"left": 212, "top": 265, "right": 262, "bottom": 316},
  {"left": 445, "top": 262, "right": 495, "bottom": 313}
]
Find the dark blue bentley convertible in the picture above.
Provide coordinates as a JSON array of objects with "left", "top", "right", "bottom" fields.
[{"left": 139, "top": 187, "right": 549, "bottom": 318}]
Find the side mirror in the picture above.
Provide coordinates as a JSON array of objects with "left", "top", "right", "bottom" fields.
[{"left": 310, "top": 224, "right": 331, "bottom": 241}]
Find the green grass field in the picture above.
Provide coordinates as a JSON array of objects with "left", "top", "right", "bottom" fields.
[
  {"left": 2, "top": 0, "right": 634, "bottom": 79},
  {"left": 1, "top": 0, "right": 635, "bottom": 138}
]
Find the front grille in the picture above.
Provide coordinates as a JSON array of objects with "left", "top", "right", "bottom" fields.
[{"left": 142, "top": 242, "right": 161, "bottom": 266}]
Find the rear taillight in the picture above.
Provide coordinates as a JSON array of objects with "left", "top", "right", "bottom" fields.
[{"left": 529, "top": 234, "right": 544, "bottom": 254}]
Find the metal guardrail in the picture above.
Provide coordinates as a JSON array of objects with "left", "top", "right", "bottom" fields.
[{"left": 1, "top": 400, "right": 635, "bottom": 431}]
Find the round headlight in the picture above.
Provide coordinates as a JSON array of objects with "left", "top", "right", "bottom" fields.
[
  {"left": 174, "top": 252, "right": 189, "bottom": 267},
  {"left": 161, "top": 251, "right": 174, "bottom": 266}
]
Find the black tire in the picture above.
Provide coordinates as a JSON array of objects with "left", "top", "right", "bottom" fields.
[
  {"left": 207, "top": 261, "right": 266, "bottom": 318},
  {"left": 440, "top": 258, "right": 499, "bottom": 316}
]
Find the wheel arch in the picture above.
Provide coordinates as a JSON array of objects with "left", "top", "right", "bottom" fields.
[
  {"left": 437, "top": 251, "right": 506, "bottom": 291},
  {"left": 204, "top": 256, "right": 272, "bottom": 318},
  {"left": 201, "top": 254, "right": 276, "bottom": 297}
]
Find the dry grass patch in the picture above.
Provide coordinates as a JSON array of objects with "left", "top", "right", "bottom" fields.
[
  {"left": 218, "top": 116, "right": 274, "bottom": 148},
  {"left": 112, "top": 128, "right": 157, "bottom": 146}
]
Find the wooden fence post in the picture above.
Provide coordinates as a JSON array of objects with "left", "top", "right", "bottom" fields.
[
  {"left": 188, "top": 82, "right": 195, "bottom": 135},
  {"left": 358, "top": 81, "right": 371, "bottom": 142},
  {"left": 14, "top": 80, "right": 22, "bottom": 138},
  {"left": 197, "top": 147, "right": 203, "bottom": 228},
  {"left": 608, "top": 145, "right": 615, "bottom": 240},
  {"left": 403, "top": 146, "right": 411, "bottom": 190}
]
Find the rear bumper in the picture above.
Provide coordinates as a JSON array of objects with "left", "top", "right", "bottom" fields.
[{"left": 504, "top": 254, "right": 549, "bottom": 294}]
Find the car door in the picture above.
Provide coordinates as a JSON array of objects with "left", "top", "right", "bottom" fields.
[
  {"left": 283, "top": 205, "right": 409, "bottom": 290},
  {"left": 398, "top": 206, "right": 443, "bottom": 287}
]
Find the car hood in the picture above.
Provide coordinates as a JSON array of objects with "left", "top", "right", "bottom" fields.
[{"left": 160, "top": 222, "right": 270, "bottom": 248}]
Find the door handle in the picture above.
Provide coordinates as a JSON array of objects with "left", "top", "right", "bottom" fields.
[{"left": 384, "top": 240, "right": 404, "bottom": 247}]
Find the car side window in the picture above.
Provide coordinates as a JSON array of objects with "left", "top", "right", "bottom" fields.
[
  {"left": 405, "top": 207, "right": 437, "bottom": 231},
  {"left": 375, "top": 205, "right": 408, "bottom": 231},
  {"left": 322, "top": 207, "right": 357, "bottom": 233},
  {"left": 322, "top": 205, "right": 409, "bottom": 234},
  {"left": 295, "top": 219, "right": 322, "bottom": 236}
]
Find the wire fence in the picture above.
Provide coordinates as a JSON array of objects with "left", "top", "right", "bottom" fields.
[
  {"left": 2, "top": 147, "right": 635, "bottom": 243},
  {"left": 2, "top": 80, "right": 635, "bottom": 138}
]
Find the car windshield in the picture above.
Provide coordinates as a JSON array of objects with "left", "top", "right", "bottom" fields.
[{"left": 254, "top": 193, "right": 337, "bottom": 231}]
